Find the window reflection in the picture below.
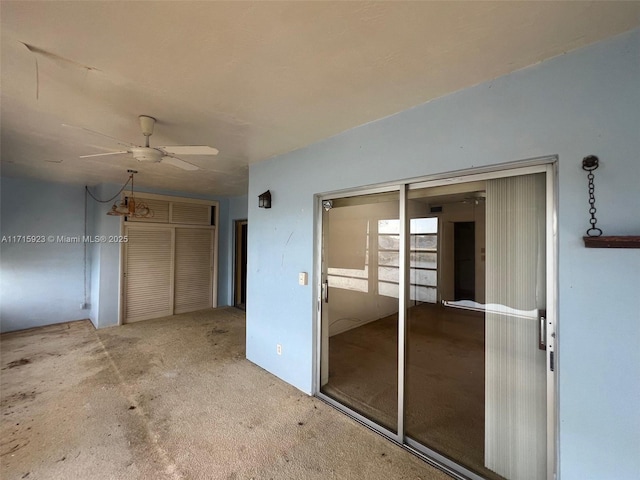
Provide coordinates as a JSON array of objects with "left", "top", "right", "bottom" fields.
[{"left": 327, "top": 217, "right": 438, "bottom": 302}]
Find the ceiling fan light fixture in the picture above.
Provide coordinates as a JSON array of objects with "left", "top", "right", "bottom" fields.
[
  {"left": 108, "top": 198, "right": 152, "bottom": 218},
  {"left": 104, "top": 171, "right": 153, "bottom": 218},
  {"left": 106, "top": 200, "right": 130, "bottom": 216},
  {"left": 136, "top": 205, "right": 150, "bottom": 217},
  {"left": 106, "top": 204, "right": 121, "bottom": 216}
]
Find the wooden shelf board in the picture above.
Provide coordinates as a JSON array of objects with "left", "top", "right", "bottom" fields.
[{"left": 583, "top": 236, "right": 640, "bottom": 248}]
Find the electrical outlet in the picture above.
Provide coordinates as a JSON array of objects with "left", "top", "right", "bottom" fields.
[
  {"left": 298, "top": 272, "right": 308, "bottom": 286},
  {"left": 276, "top": 344, "right": 282, "bottom": 355}
]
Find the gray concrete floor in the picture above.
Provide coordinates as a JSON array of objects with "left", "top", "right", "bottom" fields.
[{"left": 1, "top": 308, "right": 451, "bottom": 480}]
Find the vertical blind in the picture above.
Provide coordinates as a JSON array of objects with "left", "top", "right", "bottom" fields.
[{"left": 484, "top": 173, "right": 547, "bottom": 480}]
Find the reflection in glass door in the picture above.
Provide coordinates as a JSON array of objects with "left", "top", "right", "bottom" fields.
[
  {"left": 405, "top": 175, "right": 549, "bottom": 479},
  {"left": 320, "top": 191, "right": 399, "bottom": 432},
  {"left": 319, "top": 166, "right": 554, "bottom": 480},
  {"left": 404, "top": 182, "right": 491, "bottom": 476},
  {"left": 406, "top": 173, "right": 549, "bottom": 479}
]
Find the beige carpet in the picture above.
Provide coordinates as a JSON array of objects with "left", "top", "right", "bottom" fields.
[
  {"left": 324, "top": 303, "right": 505, "bottom": 480},
  {"left": 1, "top": 307, "right": 451, "bottom": 480}
]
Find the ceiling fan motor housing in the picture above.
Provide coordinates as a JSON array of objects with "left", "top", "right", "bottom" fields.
[
  {"left": 139, "top": 115, "right": 156, "bottom": 136},
  {"left": 131, "top": 147, "right": 163, "bottom": 163}
]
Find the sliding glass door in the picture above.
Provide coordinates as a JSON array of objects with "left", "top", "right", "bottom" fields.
[
  {"left": 319, "top": 191, "right": 400, "bottom": 432},
  {"left": 404, "top": 181, "right": 490, "bottom": 477},
  {"left": 318, "top": 164, "right": 556, "bottom": 480}
]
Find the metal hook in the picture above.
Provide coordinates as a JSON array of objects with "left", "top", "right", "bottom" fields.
[{"left": 582, "top": 155, "right": 599, "bottom": 171}]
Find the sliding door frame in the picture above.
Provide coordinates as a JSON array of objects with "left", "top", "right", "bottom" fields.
[{"left": 314, "top": 155, "right": 558, "bottom": 480}]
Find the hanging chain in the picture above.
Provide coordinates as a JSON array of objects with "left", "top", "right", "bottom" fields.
[
  {"left": 85, "top": 174, "right": 132, "bottom": 203},
  {"left": 582, "top": 155, "right": 602, "bottom": 237}
]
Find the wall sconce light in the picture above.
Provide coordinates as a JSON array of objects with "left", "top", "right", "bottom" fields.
[{"left": 258, "top": 190, "right": 272, "bottom": 209}]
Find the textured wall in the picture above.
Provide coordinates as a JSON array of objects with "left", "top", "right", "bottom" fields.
[
  {"left": 0, "top": 177, "right": 89, "bottom": 331},
  {"left": 247, "top": 29, "right": 640, "bottom": 479},
  {"left": 0, "top": 179, "right": 244, "bottom": 329}
]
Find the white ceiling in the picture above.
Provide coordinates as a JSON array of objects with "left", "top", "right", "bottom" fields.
[{"left": 2, "top": 2, "right": 639, "bottom": 196}]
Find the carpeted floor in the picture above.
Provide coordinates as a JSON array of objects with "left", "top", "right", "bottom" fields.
[
  {"left": 0, "top": 307, "right": 451, "bottom": 480},
  {"left": 323, "top": 303, "right": 505, "bottom": 480}
]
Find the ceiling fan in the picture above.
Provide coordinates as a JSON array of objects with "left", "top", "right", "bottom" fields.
[{"left": 75, "top": 115, "right": 218, "bottom": 171}]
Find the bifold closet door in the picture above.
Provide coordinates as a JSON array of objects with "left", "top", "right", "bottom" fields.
[
  {"left": 174, "top": 228, "right": 213, "bottom": 314},
  {"left": 124, "top": 226, "right": 174, "bottom": 323}
]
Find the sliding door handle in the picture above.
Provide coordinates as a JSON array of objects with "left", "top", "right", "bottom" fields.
[
  {"left": 322, "top": 280, "right": 329, "bottom": 303},
  {"left": 538, "top": 310, "right": 547, "bottom": 350}
]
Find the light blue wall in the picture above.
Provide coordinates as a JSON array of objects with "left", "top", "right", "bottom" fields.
[
  {"left": 88, "top": 186, "right": 101, "bottom": 326},
  {"left": 224, "top": 195, "right": 248, "bottom": 306},
  {"left": 87, "top": 183, "right": 126, "bottom": 328},
  {"left": 246, "top": 29, "right": 640, "bottom": 480},
  {"left": 229, "top": 195, "right": 248, "bottom": 222},
  {"left": 0, "top": 177, "right": 90, "bottom": 332},
  {"left": 0, "top": 177, "right": 245, "bottom": 330}
]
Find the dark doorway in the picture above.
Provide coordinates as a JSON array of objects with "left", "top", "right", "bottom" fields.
[
  {"left": 454, "top": 221, "right": 475, "bottom": 301},
  {"left": 234, "top": 220, "right": 248, "bottom": 309}
]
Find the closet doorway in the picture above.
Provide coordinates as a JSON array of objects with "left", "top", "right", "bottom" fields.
[{"left": 121, "top": 193, "right": 218, "bottom": 323}]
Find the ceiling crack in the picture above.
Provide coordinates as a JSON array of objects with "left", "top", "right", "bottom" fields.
[{"left": 20, "top": 41, "right": 101, "bottom": 100}]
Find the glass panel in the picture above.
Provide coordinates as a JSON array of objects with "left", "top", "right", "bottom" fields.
[
  {"left": 320, "top": 191, "right": 399, "bottom": 432},
  {"left": 408, "top": 284, "right": 436, "bottom": 303},
  {"left": 378, "top": 266, "right": 399, "bottom": 282},
  {"left": 405, "top": 185, "right": 494, "bottom": 477},
  {"left": 405, "top": 174, "right": 547, "bottom": 480},
  {"left": 411, "top": 251, "right": 437, "bottom": 269},
  {"left": 410, "top": 269, "right": 436, "bottom": 286},
  {"left": 378, "top": 234, "right": 399, "bottom": 250},
  {"left": 319, "top": 171, "right": 550, "bottom": 480},
  {"left": 411, "top": 234, "right": 438, "bottom": 250},
  {"left": 378, "top": 251, "right": 399, "bottom": 267}
]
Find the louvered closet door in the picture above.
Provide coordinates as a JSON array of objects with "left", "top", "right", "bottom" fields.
[
  {"left": 174, "top": 228, "right": 213, "bottom": 314},
  {"left": 124, "top": 227, "right": 173, "bottom": 323}
]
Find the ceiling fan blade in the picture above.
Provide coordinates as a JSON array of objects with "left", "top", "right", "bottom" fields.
[
  {"left": 160, "top": 156, "right": 199, "bottom": 171},
  {"left": 158, "top": 146, "right": 219, "bottom": 155},
  {"left": 79, "top": 151, "right": 129, "bottom": 158},
  {"left": 62, "top": 124, "right": 137, "bottom": 148}
]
